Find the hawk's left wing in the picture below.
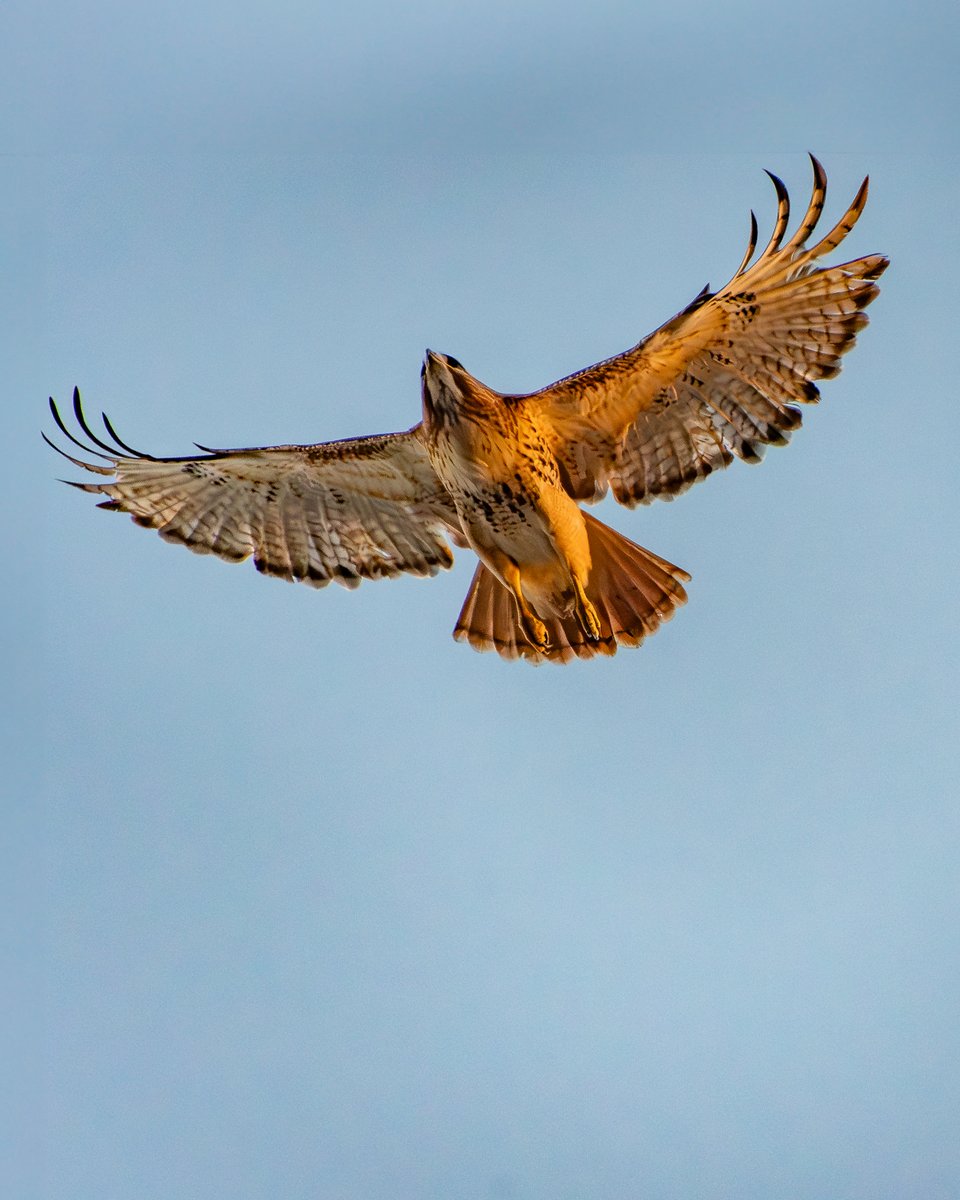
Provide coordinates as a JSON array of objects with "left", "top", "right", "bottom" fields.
[
  {"left": 527, "top": 157, "right": 888, "bottom": 506},
  {"left": 46, "top": 390, "right": 460, "bottom": 587}
]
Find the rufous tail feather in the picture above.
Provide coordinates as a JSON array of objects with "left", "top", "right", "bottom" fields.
[{"left": 452, "top": 511, "right": 690, "bottom": 663}]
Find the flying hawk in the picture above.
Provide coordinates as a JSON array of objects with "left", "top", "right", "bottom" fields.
[{"left": 46, "top": 157, "right": 887, "bottom": 663}]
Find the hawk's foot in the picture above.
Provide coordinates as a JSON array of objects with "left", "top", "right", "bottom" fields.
[
  {"left": 519, "top": 612, "right": 551, "bottom": 653},
  {"left": 573, "top": 584, "right": 602, "bottom": 641}
]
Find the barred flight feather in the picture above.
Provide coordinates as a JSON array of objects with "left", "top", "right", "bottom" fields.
[{"left": 46, "top": 390, "right": 459, "bottom": 590}]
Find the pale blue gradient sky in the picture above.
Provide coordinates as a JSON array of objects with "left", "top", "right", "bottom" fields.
[{"left": 6, "top": 3, "right": 960, "bottom": 1199}]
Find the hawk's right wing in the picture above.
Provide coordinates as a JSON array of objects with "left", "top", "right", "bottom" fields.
[
  {"left": 46, "top": 390, "right": 461, "bottom": 588},
  {"left": 527, "top": 157, "right": 888, "bottom": 506}
]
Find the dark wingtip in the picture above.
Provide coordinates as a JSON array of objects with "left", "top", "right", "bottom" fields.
[
  {"left": 61, "top": 478, "right": 104, "bottom": 493},
  {"left": 45, "top": 392, "right": 115, "bottom": 461},
  {"left": 807, "top": 152, "right": 827, "bottom": 189},
  {"left": 848, "top": 174, "right": 870, "bottom": 221},
  {"left": 70, "top": 388, "right": 135, "bottom": 457},
  {"left": 73, "top": 388, "right": 95, "bottom": 438},
  {"left": 759, "top": 169, "right": 791, "bottom": 255},
  {"left": 764, "top": 169, "right": 789, "bottom": 202},
  {"left": 101, "top": 410, "right": 150, "bottom": 458},
  {"left": 679, "top": 283, "right": 714, "bottom": 316},
  {"left": 49, "top": 394, "right": 68, "bottom": 433}
]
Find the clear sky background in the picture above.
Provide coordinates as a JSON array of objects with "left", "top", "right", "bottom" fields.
[{"left": 5, "top": 3, "right": 959, "bottom": 1198}]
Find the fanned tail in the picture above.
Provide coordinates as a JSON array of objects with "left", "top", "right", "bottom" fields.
[{"left": 452, "top": 511, "right": 690, "bottom": 663}]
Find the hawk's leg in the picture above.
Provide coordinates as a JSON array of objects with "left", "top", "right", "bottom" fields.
[
  {"left": 518, "top": 609, "right": 550, "bottom": 652},
  {"left": 501, "top": 560, "right": 550, "bottom": 652},
  {"left": 573, "top": 579, "right": 602, "bottom": 641}
]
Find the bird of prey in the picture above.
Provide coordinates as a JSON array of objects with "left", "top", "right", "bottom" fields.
[{"left": 46, "top": 157, "right": 887, "bottom": 663}]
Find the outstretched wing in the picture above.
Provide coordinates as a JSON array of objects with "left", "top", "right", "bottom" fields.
[
  {"left": 529, "top": 156, "right": 889, "bottom": 505},
  {"left": 46, "top": 389, "right": 460, "bottom": 587}
]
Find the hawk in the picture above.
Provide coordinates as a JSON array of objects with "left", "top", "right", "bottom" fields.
[{"left": 46, "top": 157, "right": 887, "bottom": 663}]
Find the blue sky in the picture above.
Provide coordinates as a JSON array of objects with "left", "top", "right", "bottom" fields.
[{"left": 6, "top": 3, "right": 959, "bottom": 1198}]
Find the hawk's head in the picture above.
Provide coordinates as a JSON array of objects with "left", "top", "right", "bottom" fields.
[{"left": 421, "top": 349, "right": 469, "bottom": 425}]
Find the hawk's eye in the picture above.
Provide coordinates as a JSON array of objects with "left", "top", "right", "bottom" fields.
[{"left": 445, "top": 355, "right": 464, "bottom": 370}]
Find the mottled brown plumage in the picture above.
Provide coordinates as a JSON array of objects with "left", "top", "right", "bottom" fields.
[{"left": 46, "top": 157, "right": 887, "bottom": 663}]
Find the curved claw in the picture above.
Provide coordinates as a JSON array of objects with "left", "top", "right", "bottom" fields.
[{"left": 519, "top": 612, "right": 551, "bottom": 653}]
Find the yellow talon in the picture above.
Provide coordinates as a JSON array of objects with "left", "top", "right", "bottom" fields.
[
  {"left": 574, "top": 583, "right": 602, "bottom": 640},
  {"left": 521, "top": 613, "right": 550, "bottom": 651}
]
